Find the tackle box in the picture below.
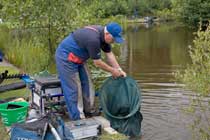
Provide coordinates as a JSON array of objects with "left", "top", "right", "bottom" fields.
[
  {"left": 31, "top": 76, "right": 64, "bottom": 114},
  {"left": 65, "top": 118, "right": 101, "bottom": 140}
]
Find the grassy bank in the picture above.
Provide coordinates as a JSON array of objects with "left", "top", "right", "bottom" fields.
[{"left": 0, "top": 121, "right": 9, "bottom": 140}]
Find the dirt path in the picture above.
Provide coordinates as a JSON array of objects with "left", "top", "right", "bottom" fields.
[
  {"left": 0, "top": 59, "right": 19, "bottom": 70},
  {"left": 0, "top": 59, "right": 13, "bottom": 66}
]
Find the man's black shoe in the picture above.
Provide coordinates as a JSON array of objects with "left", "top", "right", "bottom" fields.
[{"left": 84, "top": 109, "right": 101, "bottom": 118}]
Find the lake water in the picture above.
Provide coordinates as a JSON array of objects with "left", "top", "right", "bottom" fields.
[{"left": 119, "top": 23, "right": 198, "bottom": 140}]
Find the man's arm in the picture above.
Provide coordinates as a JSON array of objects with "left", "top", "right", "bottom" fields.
[
  {"left": 93, "top": 59, "right": 122, "bottom": 78},
  {"left": 105, "top": 52, "right": 127, "bottom": 77},
  {"left": 105, "top": 52, "right": 120, "bottom": 68}
]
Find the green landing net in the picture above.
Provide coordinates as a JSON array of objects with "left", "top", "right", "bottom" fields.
[{"left": 99, "top": 76, "right": 143, "bottom": 137}]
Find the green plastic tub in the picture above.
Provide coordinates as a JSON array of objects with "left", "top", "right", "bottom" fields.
[{"left": 0, "top": 101, "right": 29, "bottom": 126}]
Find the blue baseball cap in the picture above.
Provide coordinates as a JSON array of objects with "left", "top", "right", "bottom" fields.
[{"left": 106, "top": 22, "right": 124, "bottom": 43}]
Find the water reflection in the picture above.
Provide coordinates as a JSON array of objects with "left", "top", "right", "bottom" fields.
[{"left": 120, "top": 23, "right": 196, "bottom": 140}]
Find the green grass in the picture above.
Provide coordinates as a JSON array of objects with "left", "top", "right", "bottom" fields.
[
  {"left": 0, "top": 121, "right": 9, "bottom": 140},
  {"left": 5, "top": 39, "right": 50, "bottom": 74},
  {"left": 99, "top": 131, "right": 128, "bottom": 140},
  {"left": 0, "top": 88, "right": 29, "bottom": 100},
  {"left": 0, "top": 66, "right": 19, "bottom": 74}
]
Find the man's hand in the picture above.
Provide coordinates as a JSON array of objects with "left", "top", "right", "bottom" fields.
[
  {"left": 117, "top": 68, "right": 127, "bottom": 77},
  {"left": 111, "top": 68, "right": 126, "bottom": 78},
  {"left": 120, "top": 70, "right": 127, "bottom": 77},
  {"left": 93, "top": 59, "right": 126, "bottom": 78},
  {"left": 111, "top": 68, "right": 122, "bottom": 78}
]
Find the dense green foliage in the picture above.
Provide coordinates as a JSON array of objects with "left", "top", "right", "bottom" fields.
[
  {"left": 177, "top": 27, "right": 210, "bottom": 96},
  {"left": 1, "top": 0, "right": 210, "bottom": 26},
  {"left": 176, "top": 26, "right": 210, "bottom": 139},
  {"left": 0, "top": 0, "right": 125, "bottom": 73},
  {"left": 0, "top": 0, "right": 209, "bottom": 51},
  {"left": 0, "top": 25, "right": 50, "bottom": 73},
  {"left": 172, "top": 0, "right": 210, "bottom": 26}
]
